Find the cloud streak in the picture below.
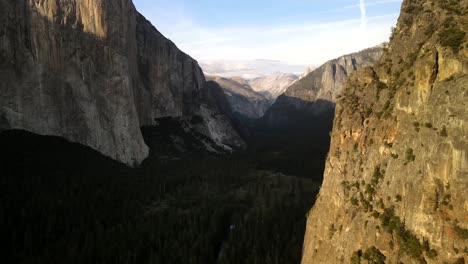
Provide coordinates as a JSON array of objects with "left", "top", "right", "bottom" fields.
[
  {"left": 134, "top": 1, "right": 401, "bottom": 76},
  {"left": 360, "top": 0, "right": 367, "bottom": 28},
  {"left": 201, "top": 60, "right": 308, "bottom": 79},
  {"left": 342, "top": 0, "right": 402, "bottom": 10},
  {"left": 171, "top": 14, "right": 398, "bottom": 65}
]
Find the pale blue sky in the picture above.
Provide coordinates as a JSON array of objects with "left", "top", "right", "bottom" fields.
[{"left": 133, "top": 0, "right": 403, "bottom": 78}]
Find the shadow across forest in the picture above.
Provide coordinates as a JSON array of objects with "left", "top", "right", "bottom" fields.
[
  {"left": 237, "top": 97, "right": 336, "bottom": 181},
  {"left": 0, "top": 3, "right": 336, "bottom": 264},
  {"left": 0, "top": 95, "right": 335, "bottom": 264},
  {"left": 0, "top": 129, "right": 321, "bottom": 264}
]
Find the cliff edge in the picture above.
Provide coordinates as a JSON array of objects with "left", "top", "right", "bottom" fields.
[
  {"left": 302, "top": 0, "right": 467, "bottom": 263},
  {"left": 0, "top": 0, "right": 242, "bottom": 166}
]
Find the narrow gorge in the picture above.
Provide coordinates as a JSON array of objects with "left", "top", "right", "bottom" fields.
[{"left": 0, "top": 0, "right": 466, "bottom": 263}]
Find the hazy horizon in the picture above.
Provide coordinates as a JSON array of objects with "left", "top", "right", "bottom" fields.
[{"left": 134, "top": 0, "right": 403, "bottom": 78}]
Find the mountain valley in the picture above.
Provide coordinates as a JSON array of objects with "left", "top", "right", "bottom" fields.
[{"left": 0, "top": 0, "right": 467, "bottom": 263}]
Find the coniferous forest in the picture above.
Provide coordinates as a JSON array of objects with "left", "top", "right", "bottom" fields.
[{"left": 0, "top": 127, "right": 328, "bottom": 264}]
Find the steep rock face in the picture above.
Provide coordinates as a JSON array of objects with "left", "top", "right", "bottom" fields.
[
  {"left": 262, "top": 46, "right": 383, "bottom": 128},
  {"left": 279, "top": 45, "right": 383, "bottom": 108},
  {"left": 300, "top": 66, "right": 318, "bottom": 79},
  {"left": 302, "top": 1, "right": 467, "bottom": 263},
  {"left": 0, "top": 0, "right": 241, "bottom": 166},
  {"left": 250, "top": 72, "right": 299, "bottom": 99},
  {"left": 206, "top": 76, "right": 271, "bottom": 119}
]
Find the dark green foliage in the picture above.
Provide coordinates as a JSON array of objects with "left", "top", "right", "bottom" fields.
[
  {"left": 335, "top": 148, "right": 342, "bottom": 158},
  {"left": 414, "top": 122, "right": 421, "bottom": 132},
  {"left": 351, "top": 250, "right": 363, "bottom": 264},
  {"left": 371, "top": 166, "right": 384, "bottom": 186},
  {"left": 390, "top": 27, "right": 397, "bottom": 41},
  {"left": 378, "top": 206, "right": 437, "bottom": 261},
  {"left": 398, "top": 229, "right": 424, "bottom": 259},
  {"left": 380, "top": 207, "right": 402, "bottom": 232},
  {"left": 396, "top": 194, "right": 403, "bottom": 202},
  {"left": 406, "top": 148, "right": 416, "bottom": 162},
  {"left": 439, "top": 22, "right": 466, "bottom": 52},
  {"left": 361, "top": 198, "right": 373, "bottom": 213},
  {"left": 454, "top": 223, "right": 468, "bottom": 239},
  {"left": 342, "top": 180, "right": 351, "bottom": 191},
  {"left": 427, "top": 249, "right": 438, "bottom": 259},
  {"left": 353, "top": 181, "right": 361, "bottom": 189},
  {"left": 425, "top": 22, "right": 436, "bottom": 36},
  {"left": 0, "top": 130, "right": 322, "bottom": 264},
  {"left": 365, "top": 184, "right": 376, "bottom": 197},
  {"left": 440, "top": 0, "right": 464, "bottom": 15},
  {"left": 424, "top": 122, "right": 433, "bottom": 128},
  {"left": 405, "top": 52, "right": 419, "bottom": 68},
  {"left": 440, "top": 126, "right": 448, "bottom": 137},
  {"left": 380, "top": 100, "right": 393, "bottom": 119},
  {"left": 362, "top": 246, "right": 386, "bottom": 264},
  {"left": 377, "top": 199, "right": 385, "bottom": 210},
  {"left": 371, "top": 211, "right": 380, "bottom": 219}
]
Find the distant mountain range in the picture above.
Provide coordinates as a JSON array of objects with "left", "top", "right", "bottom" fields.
[
  {"left": 249, "top": 72, "right": 300, "bottom": 99},
  {"left": 205, "top": 71, "right": 302, "bottom": 119},
  {"left": 205, "top": 76, "right": 272, "bottom": 119},
  {"left": 208, "top": 45, "right": 384, "bottom": 123},
  {"left": 263, "top": 44, "right": 384, "bottom": 127}
]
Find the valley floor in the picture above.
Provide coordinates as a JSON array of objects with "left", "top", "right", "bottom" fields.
[{"left": 0, "top": 130, "right": 326, "bottom": 264}]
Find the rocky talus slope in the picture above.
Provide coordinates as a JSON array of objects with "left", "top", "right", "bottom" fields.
[
  {"left": 302, "top": 0, "right": 467, "bottom": 263},
  {"left": 0, "top": 0, "right": 243, "bottom": 166},
  {"left": 206, "top": 76, "right": 272, "bottom": 119}
]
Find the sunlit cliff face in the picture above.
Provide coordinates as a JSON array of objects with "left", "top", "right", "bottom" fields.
[{"left": 31, "top": 0, "right": 106, "bottom": 38}]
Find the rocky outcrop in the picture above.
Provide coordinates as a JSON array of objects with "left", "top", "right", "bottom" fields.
[
  {"left": 277, "top": 45, "right": 383, "bottom": 110},
  {"left": 249, "top": 72, "right": 299, "bottom": 99},
  {"left": 0, "top": 0, "right": 242, "bottom": 166},
  {"left": 262, "top": 46, "right": 383, "bottom": 129},
  {"left": 206, "top": 76, "right": 272, "bottom": 119},
  {"left": 300, "top": 66, "right": 317, "bottom": 79},
  {"left": 302, "top": 0, "right": 467, "bottom": 263}
]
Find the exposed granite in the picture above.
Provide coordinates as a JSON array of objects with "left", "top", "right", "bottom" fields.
[
  {"left": 249, "top": 72, "right": 299, "bottom": 99},
  {"left": 262, "top": 46, "right": 383, "bottom": 128},
  {"left": 302, "top": 0, "right": 468, "bottom": 263},
  {"left": 0, "top": 0, "right": 242, "bottom": 166},
  {"left": 206, "top": 76, "right": 272, "bottom": 119}
]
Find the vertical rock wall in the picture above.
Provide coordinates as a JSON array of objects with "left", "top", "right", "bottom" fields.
[
  {"left": 0, "top": 0, "right": 240, "bottom": 166},
  {"left": 302, "top": 0, "right": 468, "bottom": 263}
]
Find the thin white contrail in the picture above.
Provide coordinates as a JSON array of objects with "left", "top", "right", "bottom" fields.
[{"left": 360, "top": 0, "right": 368, "bottom": 29}]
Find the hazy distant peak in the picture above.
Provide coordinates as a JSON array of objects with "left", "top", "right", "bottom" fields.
[{"left": 249, "top": 73, "right": 300, "bottom": 99}]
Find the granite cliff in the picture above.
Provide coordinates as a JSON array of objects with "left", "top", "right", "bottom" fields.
[
  {"left": 206, "top": 76, "right": 272, "bottom": 119},
  {"left": 0, "top": 0, "right": 243, "bottom": 166},
  {"left": 302, "top": 0, "right": 467, "bottom": 263},
  {"left": 263, "top": 45, "right": 384, "bottom": 128},
  {"left": 250, "top": 72, "right": 299, "bottom": 99}
]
